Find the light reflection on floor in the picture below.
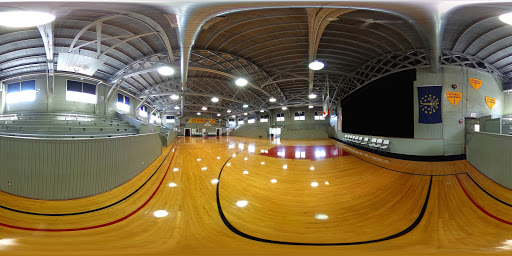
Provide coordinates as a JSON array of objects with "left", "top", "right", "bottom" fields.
[{"left": 259, "top": 145, "right": 350, "bottom": 160}]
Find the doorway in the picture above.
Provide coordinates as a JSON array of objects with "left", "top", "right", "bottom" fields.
[
  {"left": 464, "top": 117, "right": 479, "bottom": 153},
  {"left": 216, "top": 128, "right": 221, "bottom": 136},
  {"left": 185, "top": 128, "right": 191, "bottom": 136}
]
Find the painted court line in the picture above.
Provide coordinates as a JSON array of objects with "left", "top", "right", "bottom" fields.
[
  {"left": 0, "top": 140, "right": 178, "bottom": 216},
  {"left": 0, "top": 142, "right": 179, "bottom": 232},
  {"left": 456, "top": 175, "right": 512, "bottom": 226},
  {"left": 216, "top": 151, "right": 433, "bottom": 246}
]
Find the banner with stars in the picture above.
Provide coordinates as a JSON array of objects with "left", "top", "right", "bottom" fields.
[{"left": 418, "top": 86, "right": 442, "bottom": 124}]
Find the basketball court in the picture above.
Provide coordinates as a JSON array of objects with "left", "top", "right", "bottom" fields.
[{"left": 0, "top": 136, "right": 510, "bottom": 255}]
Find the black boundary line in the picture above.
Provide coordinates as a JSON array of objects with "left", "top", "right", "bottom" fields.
[
  {"left": 226, "top": 139, "right": 512, "bottom": 243},
  {"left": 465, "top": 173, "right": 512, "bottom": 207},
  {"left": 216, "top": 148, "right": 433, "bottom": 246},
  {"left": 327, "top": 139, "right": 465, "bottom": 177},
  {"left": 0, "top": 140, "right": 179, "bottom": 216},
  {"left": 329, "top": 137, "right": 466, "bottom": 162}
]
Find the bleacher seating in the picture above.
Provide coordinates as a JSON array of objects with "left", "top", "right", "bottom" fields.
[
  {"left": 0, "top": 113, "right": 137, "bottom": 138},
  {"left": 235, "top": 124, "right": 270, "bottom": 131}
]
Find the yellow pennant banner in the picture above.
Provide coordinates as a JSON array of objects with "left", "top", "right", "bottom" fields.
[
  {"left": 485, "top": 96, "right": 496, "bottom": 110},
  {"left": 446, "top": 92, "right": 462, "bottom": 106},
  {"left": 469, "top": 78, "right": 482, "bottom": 90},
  {"left": 190, "top": 118, "right": 216, "bottom": 124}
]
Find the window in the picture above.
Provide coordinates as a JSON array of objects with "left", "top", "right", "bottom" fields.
[
  {"left": 139, "top": 106, "right": 148, "bottom": 117},
  {"left": 294, "top": 111, "right": 305, "bottom": 121},
  {"left": 248, "top": 117, "right": 255, "bottom": 124},
  {"left": 166, "top": 116, "right": 175, "bottom": 123},
  {"left": 229, "top": 119, "right": 235, "bottom": 125},
  {"left": 150, "top": 114, "right": 161, "bottom": 124},
  {"left": 276, "top": 113, "right": 285, "bottom": 122},
  {"left": 315, "top": 111, "right": 326, "bottom": 120},
  {"left": 117, "top": 93, "right": 130, "bottom": 112},
  {"left": 238, "top": 118, "right": 244, "bottom": 125},
  {"left": 260, "top": 115, "right": 269, "bottom": 123},
  {"left": 66, "top": 80, "right": 97, "bottom": 104},
  {"left": 6, "top": 80, "right": 36, "bottom": 104}
]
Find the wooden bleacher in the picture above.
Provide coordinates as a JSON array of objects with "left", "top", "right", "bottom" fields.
[{"left": 0, "top": 112, "right": 137, "bottom": 138}]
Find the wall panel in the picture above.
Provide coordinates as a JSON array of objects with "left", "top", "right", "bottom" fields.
[
  {"left": 467, "top": 132, "right": 512, "bottom": 189},
  {"left": 0, "top": 133, "right": 161, "bottom": 199}
]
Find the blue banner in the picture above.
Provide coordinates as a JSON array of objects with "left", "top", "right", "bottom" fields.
[{"left": 418, "top": 86, "right": 442, "bottom": 124}]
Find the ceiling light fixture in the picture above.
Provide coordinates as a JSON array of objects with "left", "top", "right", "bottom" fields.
[
  {"left": 0, "top": 11, "right": 55, "bottom": 28},
  {"left": 202, "top": 106, "right": 207, "bottom": 111},
  {"left": 235, "top": 78, "right": 248, "bottom": 86},
  {"left": 244, "top": 113, "right": 247, "bottom": 115},
  {"left": 157, "top": 66, "right": 175, "bottom": 76},
  {"left": 500, "top": 13, "right": 512, "bottom": 24},
  {"left": 170, "top": 94, "right": 179, "bottom": 100},
  {"left": 217, "top": 113, "right": 221, "bottom": 116},
  {"left": 269, "top": 97, "right": 276, "bottom": 102},
  {"left": 308, "top": 60, "right": 324, "bottom": 70},
  {"left": 309, "top": 93, "right": 317, "bottom": 99},
  {"left": 227, "top": 109, "right": 231, "bottom": 113},
  {"left": 243, "top": 104, "right": 248, "bottom": 108},
  {"left": 211, "top": 97, "right": 219, "bottom": 103},
  {"left": 174, "top": 106, "right": 180, "bottom": 110},
  {"left": 197, "top": 112, "right": 201, "bottom": 115},
  {"left": 309, "top": 105, "right": 314, "bottom": 109},
  {"left": 260, "top": 109, "right": 264, "bottom": 112},
  {"left": 282, "top": 107, "right": 287, "bottom": 110}
]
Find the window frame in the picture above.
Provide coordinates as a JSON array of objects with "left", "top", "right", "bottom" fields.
[
  {"left": 66, "top": 79, "right": 97, "bottom": 104},
  {"left": 314, "top": 111, "right": 326, "bottom": 120},
  {"left": 294, "top": 111, "right": 305, "bottom": 121},
  {"left": 116, "top": 93, "right": 130, "bottom": 112},
  {"left": 6, "top": 80, "right": 36, "bottom": 104},
  {"left": 276, "top": 113, "right": 285, "bottom": 122},
  {"left": 166, "top": 116, "right": 176, "bottom": 123}
]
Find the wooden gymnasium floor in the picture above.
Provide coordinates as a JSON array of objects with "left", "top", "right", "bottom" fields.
[{"left": 1, "top": 136, "right": 512, "bottom": 255}]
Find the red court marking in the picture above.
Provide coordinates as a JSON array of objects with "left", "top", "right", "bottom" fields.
[
  {"left": 0, "top": 143, "right": 178, "bottom": 232},
  {"left": 456, "top": 175, "right": 512, "bottom": 226},
  {"left": 260, "top": 145, "right": 350, "bottom": 161}
]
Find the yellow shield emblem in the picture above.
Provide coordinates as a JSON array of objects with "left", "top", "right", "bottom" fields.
[
  {"left": 485, "top": 97, "right": 495, "bottom": 110},
  {"left": 446, "top": 92, "right": 462, "bottom": 106},
  {"left": 469, "top": 78, "right": 482, "bottom": 90}
]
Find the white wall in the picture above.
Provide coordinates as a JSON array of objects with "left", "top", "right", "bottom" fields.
[
  {"left": 414, "top": 67, "right": 504, "bottom": 155},
  {"left": 333, "top": 67, "right": 505, "bottom": 156},
  {"left": 0, "top": 133, "right": 161, "bottom": 199},
  {"left": 0, "top": 74, "right": 152, "bottom": 119}
]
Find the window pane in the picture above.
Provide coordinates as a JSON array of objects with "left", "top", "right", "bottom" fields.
[
  {"left": 82, "top": 82, "right": 96, "bottom": 95},
  {"left": 20, "top": 80, "right": 36, "bottom": 91},
  {"left": 118, "top": 93, "right": 124, "bottom": 103},
  {"left": 7, "top": 82, "right": 20, "bottom": 93},
  {"left": 124, "top": 96, "right": 130, "bottom": 105},
  {"left": 67, "top": 80, "right": 82, "bottom": 92}
]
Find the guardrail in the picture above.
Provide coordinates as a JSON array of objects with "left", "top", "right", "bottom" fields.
[
  {"left": 467, "top": 132, "right": 512, "bottom": 189},
  {"left": 0, "top": 133, "right": 161, "bottom": 199}
]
